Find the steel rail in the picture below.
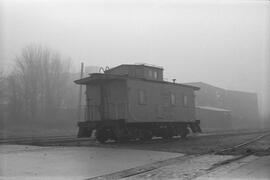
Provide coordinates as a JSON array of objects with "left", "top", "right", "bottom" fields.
[
  {"left": 0, "top": 136, "right": 93, "bottom": 144},
  {"left": 215, "top": 132, "right": 270, "bottom": 154},
  {"left": 0, "top": 129, "right": 268, "bottom": 145}
]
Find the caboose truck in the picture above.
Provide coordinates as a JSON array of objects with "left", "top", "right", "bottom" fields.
[{"left": 75, "top": 64, "right": 201, "bottom": 143}]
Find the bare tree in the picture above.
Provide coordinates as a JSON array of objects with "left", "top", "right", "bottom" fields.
[
  {"left": 7, "top": 45, "right": 71, "bottom": 124},
  {"left": 0, "top": 68, "right": 8, "bottom": 127},
  {"left": 0, "top": 68, "right": 5, "bottom": 101}
]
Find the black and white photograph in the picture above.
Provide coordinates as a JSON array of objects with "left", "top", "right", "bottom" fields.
[{"left": 0, "top": 0, "right": 270, "bottom": 179}]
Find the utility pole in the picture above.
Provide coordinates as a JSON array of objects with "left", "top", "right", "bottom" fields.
[{"left": 78, "top": 62, "right": 84, "bottom": 122}]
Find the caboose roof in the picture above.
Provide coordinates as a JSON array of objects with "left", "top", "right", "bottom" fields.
[
  {"left": 74, "top": 73, "right": 200, "bottom": 90},
  {"left": 105, "top": 64, "right": 164, "bottom": 72}
]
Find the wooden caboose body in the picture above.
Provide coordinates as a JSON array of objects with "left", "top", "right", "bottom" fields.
[{"left": 75, "top": 64, "right": 201, "bottom": 143}]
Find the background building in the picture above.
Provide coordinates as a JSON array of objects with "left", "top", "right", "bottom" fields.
[
  {"left": 187, "top": 82, "right": 260, "bottom": 130},
  {"left": 196, "top": 106, "right": 232, "bottom": 132}
]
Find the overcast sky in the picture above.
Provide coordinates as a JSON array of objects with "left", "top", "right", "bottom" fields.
[{"left": 0, "top": 0, "right": 269, "bottom": 95}]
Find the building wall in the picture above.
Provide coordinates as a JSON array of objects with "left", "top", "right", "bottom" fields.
[
  {"left": 190, "top": 82, "right": 227, "bottom": 108},
  {"left": 196, "top": 108, "right": 232, "bottom": 132},
  {"left": 187, "top": 82, "right": 260, "bottom": 130},
  {"left": 225, "top": 90, "right": 259, "bottom": 129},
  {"left": 127, "top": 79, "right": 196, "bottom": 123}
]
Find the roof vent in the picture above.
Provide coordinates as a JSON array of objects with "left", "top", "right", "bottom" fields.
[{"left": 99, "top": 66, "right": 110, "bottom": 73}]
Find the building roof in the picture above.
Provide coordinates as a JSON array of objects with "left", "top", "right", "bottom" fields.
[
  {"left": 74, "top": 73, "right": 200, "bottom": 90},
  {"left": 197, "top": 106, "right": 231, "bottom": 112},
  {"left": 186, "top": 82, "right": 257, "bottom": 95},
  {"left": 185, "top": 82, "right": 226, "bottom": 91}
]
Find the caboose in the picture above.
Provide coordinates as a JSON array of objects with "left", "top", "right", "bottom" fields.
[{"left": 75, "top": 64, "right": 201, "bottom": 143}]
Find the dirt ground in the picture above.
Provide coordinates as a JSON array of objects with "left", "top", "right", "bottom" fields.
[
  {"left": 0, "top": 145, "right": 182, "bottom": 179},
  {"left": 218, "top": 134, "right": 270, "bottom": 156},
  {"left": 0, "top": 127, "right": 77, "bottom": 139},
  {"left": 1, "top": 131, "right": 270, "bottom": 180},
  {"left": 120, "top": 133, "right": 270, "bottom": 180}
]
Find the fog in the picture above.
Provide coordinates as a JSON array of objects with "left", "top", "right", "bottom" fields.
[{"left": 0, "top": 0, "right": 269, "bottom": 122}]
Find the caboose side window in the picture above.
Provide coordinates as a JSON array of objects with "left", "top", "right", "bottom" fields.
[
  {"left": 148, "top": 70, "right": 152, "bottom": 78},
  {"left": 170, "top": 93, "right": 176, "bottom": 105},
  {"left": 183, "top": 95, "right": 188, "bottom": 107},
  {"left": 138, "top": 90, "right": 147, "bottom": 105},
  {"left": 153, "top": 71, "right": 158, "bottom": 79}
]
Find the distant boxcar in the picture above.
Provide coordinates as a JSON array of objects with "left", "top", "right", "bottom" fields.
[{"left": 75, "top": 64, "right": 201, "bottom": 143}]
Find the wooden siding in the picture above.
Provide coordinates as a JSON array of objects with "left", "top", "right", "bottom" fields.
[
  {"left": 84, "top": 77, "right": 196, "bottom": 123},
  {"left": 126, "top": 79, "right": 196, "bottom": 123},
  {"left": 143, "top": 66, "right": 163, "bottom": 81},
  {"left": 106, "top": 65, "right": 163, "bottom": 81},
  {"left": 85, "top": 80, "right": 128, "bottom": 121},
  {"left": 86, "top": 84, "right": 101, "bottom": 121}
]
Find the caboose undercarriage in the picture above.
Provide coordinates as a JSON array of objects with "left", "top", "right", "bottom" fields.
[{"left": 77, "top": 119, "right": 202, "bottom": 143}]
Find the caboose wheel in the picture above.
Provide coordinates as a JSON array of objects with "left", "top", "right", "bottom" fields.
[
  {"left": 77, "top": 127, "right": 92, "bottom": 138},
  {"left": 161, "top": 134, "right": 173, "bottom": 139},
  {"left": 96, "top": 128, "right": 108, "bottom": 143},
  {"left": 161, "top": 129, "right": 173, "bottom": 139},
  {"left": 180, "top": 128, "right": 189, "bottom": 138},
  {"left": 117, "top": 136, "right": 129, "bottom": 143},
  {"left": 77, "top": 127, "right": 86, "bottom": 138},
  {"left": 139, "top": 130, "right": 153, "bottom": 141}
]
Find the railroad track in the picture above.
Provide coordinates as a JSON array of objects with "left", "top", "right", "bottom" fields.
[
  {"left": 98, "top": 129, "right": 270, "bottom": 147},
  {"left": 0, "top": 129, "right": 268, "bottom": 145},
  {"left": 0, "top": 135, "right": 94, "bottom": 144},
  {"left": 87, "top": 131, "right": 270, "bottom": 180},
  {"left": 215, "top": 132, "right": 270, "bottom": 155},
  {"left": 1, "top": 130, "right": 269, "bottom": 179},
  {"left": 0, "top": 135, "right": 74, "bottom": 141}
]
